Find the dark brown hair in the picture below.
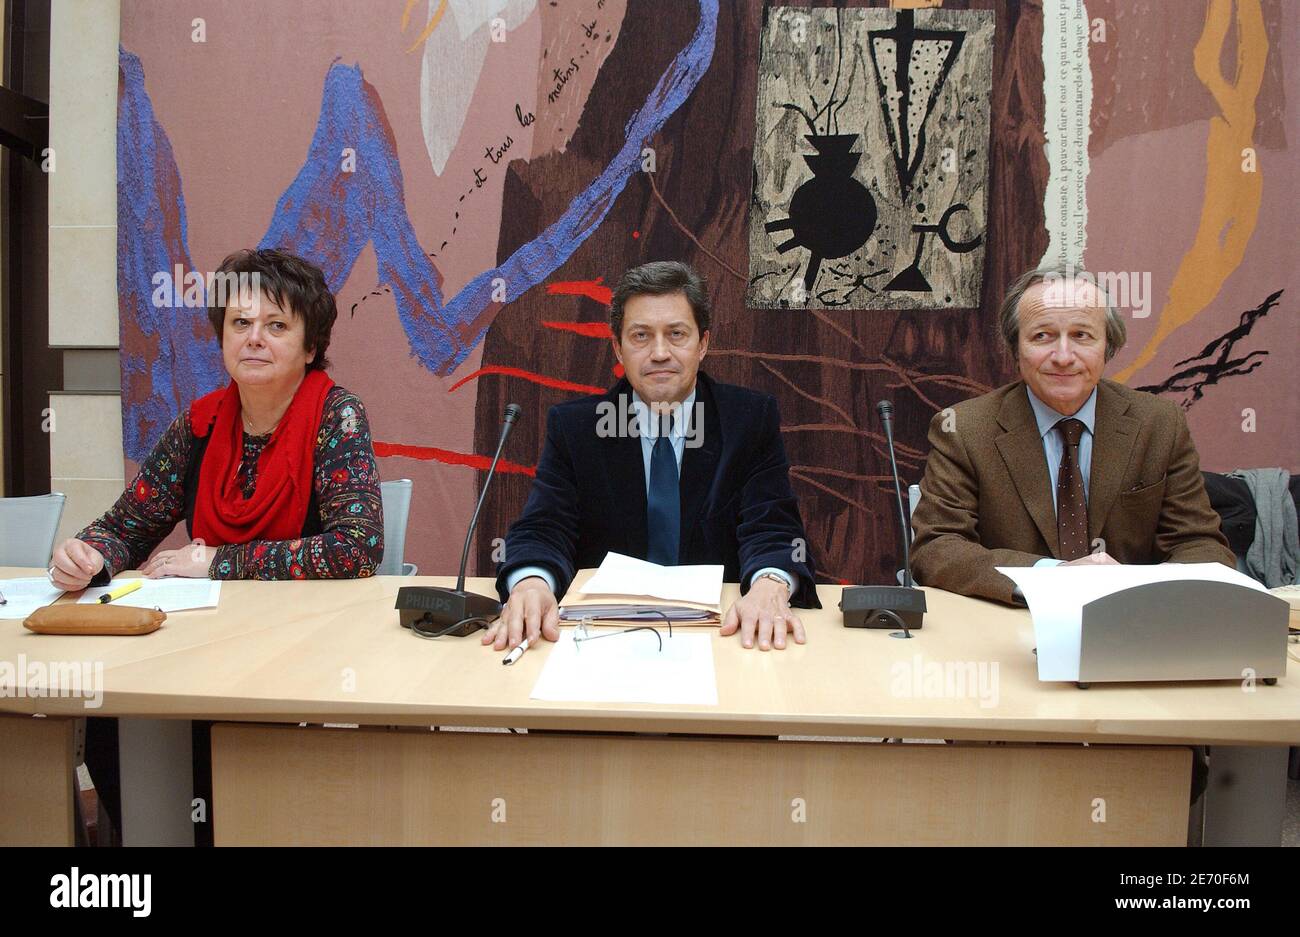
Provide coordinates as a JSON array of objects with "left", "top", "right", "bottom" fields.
[
  {"left": 609, "top": 261, "right": 712, "bottom": 340},
  {"left": 206, "top": 248, "right": 338, "bottom": 371}
]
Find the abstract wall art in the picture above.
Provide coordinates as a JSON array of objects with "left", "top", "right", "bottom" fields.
[{"left": 748, "top": 7, "right": 993, "bottom": 310}]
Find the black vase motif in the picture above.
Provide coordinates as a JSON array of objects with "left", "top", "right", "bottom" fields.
[{"left": 766, "top": 133, "right": 877, "bottom": 296}]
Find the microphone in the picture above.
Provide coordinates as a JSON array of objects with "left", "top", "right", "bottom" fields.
[
  {"left": 877, "top": 400, "right": 911, "bottom": 588},
  {"left": 839, "top": 400, "right": 926, "bottom": 633},
  {"left": 457, "top": 403, "right": 521, "bottom": 591},
  {"left": 396, "top": 403, "right": 521, "bottom": 638}
]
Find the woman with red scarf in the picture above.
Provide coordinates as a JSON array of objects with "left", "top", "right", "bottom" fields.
[
  {"left": 50, "top": 247, "right": 384, "bottom": 588},
  {"left": 48, "top": 248, "right": 386, "bottom": 846}
]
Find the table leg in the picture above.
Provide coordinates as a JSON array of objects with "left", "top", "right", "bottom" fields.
[
  {"left": 1202, "top": 745, "right": 1288, "bottom": 846},
  {"left": 118, "top": 718, "right": 195, "bottom": 846}
]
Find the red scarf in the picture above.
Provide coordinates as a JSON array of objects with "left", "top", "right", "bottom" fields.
[{"left": 189, "top": 369, "right": 334, "bottom": 546}]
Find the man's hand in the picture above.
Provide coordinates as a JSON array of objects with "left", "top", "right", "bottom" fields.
[
  {"left": 141, "top": 541, "right": 216, "bottom": 579},
  {"left": 721, "top": 574, "right": 805, "bottom": 651},
  {"left": 1062, "top": 552, "right": 1119, "bottom": 567},
  {"left": 483, "top": 576, "right": 561, "bottom": 651},
  {"left": 49, "top": 538, "right": 106, "bottom": 591}
]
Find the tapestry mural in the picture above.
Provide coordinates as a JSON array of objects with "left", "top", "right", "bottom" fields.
[
  {"left": 117, "top": 0, "right": 1297, "bottom": 586},
  {"left": 749, "top": 6, "right": 993, "bottom": 308}
]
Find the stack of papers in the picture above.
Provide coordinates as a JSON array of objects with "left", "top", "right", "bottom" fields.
[
  {"left": 997, "top": 562, "right": 1269, "bottom": 680},
  {"left": 557, "top": 604, "right": 717, "bottom": 623},
  {"left": 0, "top": 577, "right": 65, "bottom": 619},
  {"left": 560, "top": 553, "right": 724, "bottom": 624},
  {"left": 77, "top": 578, "right": 222, "bottom": 613}
]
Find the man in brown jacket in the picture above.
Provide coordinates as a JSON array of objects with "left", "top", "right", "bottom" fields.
[{"left": 911, "top": 265, "right": 1234, "bottom": 605}]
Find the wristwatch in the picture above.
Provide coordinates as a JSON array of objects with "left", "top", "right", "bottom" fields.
[{"left": 755, "top": 571, "right": 791, "bottom": 594}]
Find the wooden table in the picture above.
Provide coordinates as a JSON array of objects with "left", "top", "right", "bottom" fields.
[{"left": 2, "top": 568, "right": 1296, "bottom": 845}]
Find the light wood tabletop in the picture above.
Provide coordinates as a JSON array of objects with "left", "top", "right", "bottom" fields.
[{"left": 2, "top": 567, "right": 1297, "bottom": 744}]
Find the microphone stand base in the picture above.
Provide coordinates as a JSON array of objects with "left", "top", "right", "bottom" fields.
[
  {"left": 396, "top": 586, "right": 502, "bottom": 638},
  {"left": 839, "top": 585, "right": 926, "bottom": 630}
]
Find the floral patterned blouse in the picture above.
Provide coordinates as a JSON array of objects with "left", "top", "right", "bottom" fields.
[{"left": 78, "top": 385, "right": 385, "bottom": 580}]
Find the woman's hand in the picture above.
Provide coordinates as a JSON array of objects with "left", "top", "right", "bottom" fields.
[
  {"left": 142, "top": 541, "right": 217, "bottom": 579},
  {"left": 49, "top": 538, "right": 107, "bottom": 591}
]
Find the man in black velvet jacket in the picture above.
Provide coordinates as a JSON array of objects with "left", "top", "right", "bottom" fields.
[{"left": 485, "top": 261, "right": 820, "bottom": 654}]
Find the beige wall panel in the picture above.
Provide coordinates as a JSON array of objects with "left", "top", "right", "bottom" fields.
[
  {"left": 48, "top": 0, "right": 119, "bottom": 228},
  {"left": 49, "top": 0, "right": 121, "bottom": 350},
  {"left": 48, "top": 225, "right": 118, "bottom": 347},
  {"left": 51, "top": 476, "right": 125, "bottom": 544},
  {"left": 49, "top": 393, "right": 123, "bottom": 478}
]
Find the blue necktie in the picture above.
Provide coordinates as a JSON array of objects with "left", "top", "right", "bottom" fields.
[{"left": 646, "top": 412, "right": 680, "bottom": 566}]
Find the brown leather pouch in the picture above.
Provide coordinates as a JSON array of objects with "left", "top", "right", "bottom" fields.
[{"left": 24, "top": 604, "right": 166, "bottom": 636}]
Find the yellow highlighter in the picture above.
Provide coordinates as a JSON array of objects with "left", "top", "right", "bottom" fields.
[{"left": 98, "top": 580, "right": 144, "bottom": 604}]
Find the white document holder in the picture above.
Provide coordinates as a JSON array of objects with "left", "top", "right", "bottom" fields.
[{"left": 1073, "top": 580, "right": 1288, "bottom": 687}]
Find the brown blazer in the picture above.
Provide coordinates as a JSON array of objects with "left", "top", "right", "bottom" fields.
[{"left": 910, "top": 379, "right": 1234, "bottom": 605}]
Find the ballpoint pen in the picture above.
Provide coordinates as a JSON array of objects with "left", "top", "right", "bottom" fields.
[{"left": 502, "top": 635, "right": 537, "bottom": 666}]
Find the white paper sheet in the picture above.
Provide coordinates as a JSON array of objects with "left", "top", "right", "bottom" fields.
[
  {"left": 530, "top": 627, "right": 718, "bottom": 705},
  {"left": 578, "top": 552, "right": 723, "bottom": 607},
  {"left": 0, "top": 577, "right": 65, "bottom": 619},
  {"left": 997, "top": 563, "right": 1268, "bottom": 681},
  {"left": 77, "top": 578, "right": 222, "bottom": 612}
]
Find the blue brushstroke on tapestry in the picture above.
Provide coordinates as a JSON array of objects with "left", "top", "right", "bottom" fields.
[
  {"left": 117, "top": 47, "right": 225, "bottom": 461},
  {"left": 117, "top": 0, "right": 717, "bottom": 456},
  {"left": 257, "top": 62, "right": 459, "bottom": 370},
  {"left": 441, "top": 0, "right": 718, "bottom": 372},
  {"left": 259, "top": 0, "right": 718, "bottom": 374}
]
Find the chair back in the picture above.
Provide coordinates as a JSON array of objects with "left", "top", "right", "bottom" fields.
[
  {"left": 0, "top": 492, "right": 67, "bottom": 567},
  {"left": 378, "top": 479, "right": 414, "bottom": 576}
]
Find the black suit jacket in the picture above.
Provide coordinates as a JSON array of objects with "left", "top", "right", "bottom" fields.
[{"left": 496, "top": 373, "right": 820, "bottom": 607}]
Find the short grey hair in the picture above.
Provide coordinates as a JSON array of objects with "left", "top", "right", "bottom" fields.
[{"left": 997, "top": 264, "right": 1128, "bottom": 362}]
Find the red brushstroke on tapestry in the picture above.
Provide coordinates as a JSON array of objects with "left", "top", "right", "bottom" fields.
[
  {"left": 546, "top": 278, "right": 612, "bottom": 305},
  {"left": 374, "top": 441, "right": 536, "bottom": 477},
  {"left": 542, "top": 320, "right": 613, "bottom": 338},
  {"left": 448, "top": 365, "right": 605, "bottom": 395}
]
